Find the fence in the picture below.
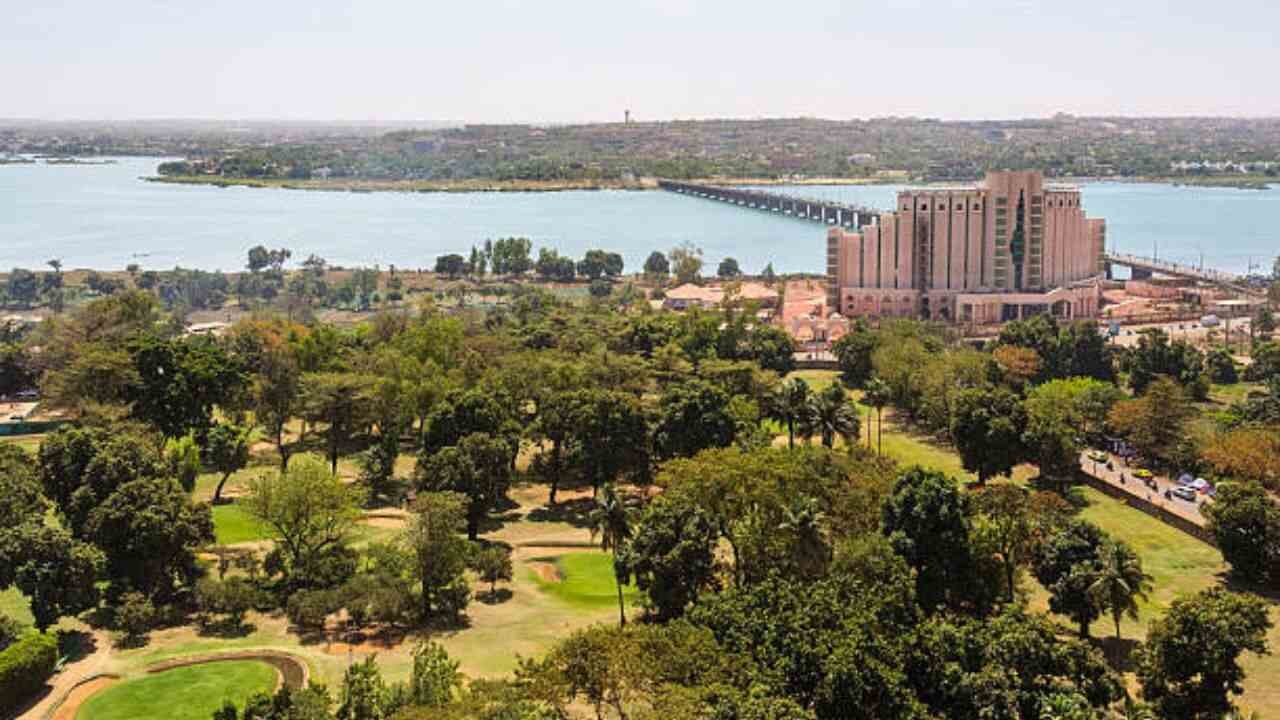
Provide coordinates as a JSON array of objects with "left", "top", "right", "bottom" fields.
[{"left": 1076, "top": 471, "right": 1217, "bottom": 546}]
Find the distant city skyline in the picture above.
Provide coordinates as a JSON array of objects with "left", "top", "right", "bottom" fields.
[{"left": 4, "top": 0, "right": 1279, "bottom": 122}]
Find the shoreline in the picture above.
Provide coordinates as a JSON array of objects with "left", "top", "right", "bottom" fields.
[{"left": 146, "top": 172, "right": 1275, "bottom": 194}]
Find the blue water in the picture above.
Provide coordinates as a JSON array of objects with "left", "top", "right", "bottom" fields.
[{"left": 1, "top": 157, "right": 1276, "bottom": 275}]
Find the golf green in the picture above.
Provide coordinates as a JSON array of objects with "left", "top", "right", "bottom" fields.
[{"left": 77, "top": 660, "right": 277, "bottom": 720}]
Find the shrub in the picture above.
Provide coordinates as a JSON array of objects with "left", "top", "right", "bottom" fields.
[
  {"left": 287, "top": 589, "right": 338, "bottom": 631},
  {"left": 435, "top": 580, "right": 471, "bottom": 622},
  {"left": 0, "top": 614, "right": 22, "bottom": 653},
  {"left": 0, "top": 631, "right": 58, "bottom": 713},
  {"left": 114, "top": 592, "right": 156, "bottom": 647}
]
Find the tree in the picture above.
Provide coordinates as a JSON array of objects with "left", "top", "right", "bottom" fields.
[
  {"left": 203, "top": 422, "right": 254, "bottom": 505},
  {"left": 973, "top": 485, "right": 1072, "bottom": 601},
  {"left": 578, "top": 249, "right": 621, "bottom": 280},
  {"left": 415, "top": 433, "right": 510, "bottom": 541},
  {"left": 129, "top": 335, "right": 245, "bottom": 439},
  {"left": 1206, "top": 347, "right": 1239, "bottom": 384},
  {"left": 747, "top": 324, "right": 797, "bottom": 374},
  {"left": 863, "top": 377, "right": 892, "bottom": 456},
  {"left": 1034, "top": 520, "right": 1106, "bottom": 637},
  {"left": 337, "top": 656, "right": 390, "bottom": 720},
  {"left": 4, "top": 268, "right": 39, "bottom": 307},
  {"left": 434, "top": 254, "right": 467, "bottom": 279},
  {"left": 669, "top": 242, "right": 703, "bottom": 284},
  {"left": 84, "top": 478, "right": 214, "bottom": 600},
  {"left": 717, "top": 257, "right": 741, "bottom": 278},
  {"left": 489, "top": 237, "right": 533, "bottom": 276},
  {"left": 807, "top": 382, "right": 860, "bottom": 449},
  {"left": 993, "top": 345, "right": 1042, "bottom": 389},
  {"left": 1123, "top": 328, "right": 1205, "bottom": 396},
  {"left": 404, "top": 641, "right": 461, "bottom": 708},
  {"left": 654, "top": 379, "right": 736, "bottom": 459},
  {"left": 1137, "top": 588, "right": 1272, "bottom": 720},
  {"left": 37, "top": 426, "right": 166, "bottom": 537},
  {"left": 423, "top": 388, "right": 514, "bottom": 454},
  {"left": 563, "top": 388, "right": 649, "bottom": 497},
  {"left": 164, "top": 433, "right": 202, "bottom": 492},
  {"left": 761, "top": 262, "right": 777, "bottom": 284},
  {"left": 0, "top": 523, "right": 103, "bottom": 631},
  {"left": 535, "top": 248, "right": 575, "bottom": 282},
  {"left": 1201, "top": 428, "right": 1280, "bottom": 488},
  {"left": 0, "top": 445, "right": 46, "bottom": 528},
  {"left": 253, "top": 340, "right": 302, "bottom": 471},
  {"left": 471, "top": 546, "right": 513, "bottom": 598},
  {"left": 1025, "top": 377, "right": 1122, "bottom": 486},
  {"left": 1202, "top": 481, "right": 1280, "bottom": 584},
  {"left": 245, "top": 455, "right": 364, "bottom": 587},
  {"left": 617, "top": 496, "right": 718, "bottom": 621},
  {"left": 949, "top": 385, "right": 1025, "bottom": 485},
  {"left": 643, "top": 251, "right": 670, "bottom": 279},
  {"left": 881, "top": 467, "right": 984, "bottom": 613},
  {"left": 831, "top": 322, "right": 878, "bottom": 387},
  {"left": 403, "top": 492, "right": 471, "bottom": 621},
  {"left": 1089, "top": 540, "right": 1152, "bottom": 641},
  {"left": 771, "top": 377, "right": 814, "bottom": 449},
  {"left": 589, "top": 484, "right": 633, "bottom": 626},
  {"left": 1107, "top": 376, "right": 1195, "bottom": 470},
  {"left": 301, "top": 372, "right": 375, "bottom": 474}
]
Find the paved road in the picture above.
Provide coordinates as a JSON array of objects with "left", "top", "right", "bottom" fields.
[{"left": 1078, "top": 450, "right": 1208, "bottom": 527}]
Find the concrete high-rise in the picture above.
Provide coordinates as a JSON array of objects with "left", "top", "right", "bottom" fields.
[{"left": 826, "top": 170, "right": 1104, "bottom": 324}]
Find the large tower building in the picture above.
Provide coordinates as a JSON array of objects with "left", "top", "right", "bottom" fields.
[{"left": 826, "top": 170, "right": 1105, "bottom": 324}]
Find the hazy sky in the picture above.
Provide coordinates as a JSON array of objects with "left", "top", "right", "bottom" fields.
[{"left": 4, "top": 0, "right": 1278, "bottom": 122}]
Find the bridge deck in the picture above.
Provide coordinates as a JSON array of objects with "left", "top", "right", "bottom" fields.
[{"left": 658, "top": 179, "right": 879, "bottom": 229}]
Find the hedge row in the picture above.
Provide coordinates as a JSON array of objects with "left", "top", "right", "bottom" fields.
[{"left": 0, "top": 631, "right": 58, "bottom": 712}]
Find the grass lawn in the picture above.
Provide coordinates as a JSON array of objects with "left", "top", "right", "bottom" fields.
[
  {"left": 211, "top": 503, "right": 272, "bottom": 545},
  {"left": 0, "top": 434, "right": 44, "bottom": 453},
  {"left": 526, "top": 552, "right": 639, "bottom": 610},
  {"left": 785, "top": 369, "right": 841, "bottom": 393},
  {"left": 0, "top": 587, "right": 33, "bottom": 627},
  {"left": 76, "top": 660, "right": 277, "bottom": 720}
]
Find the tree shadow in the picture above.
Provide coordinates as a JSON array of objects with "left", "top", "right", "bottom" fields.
[
  {"left": 58, "top": 629, "right": 97, "bottom": 663},
  {"left": 196, "top": 617, "right": 256, "bottom": 638},
  {"left": 526, "top": 497, "right": 596, "bottom": 529},
  {"left": 1222, "top": 571, "right": 1280, "bottom": 603},
  {"left": 477, "top": 588, "right": 514, "bottom": 605},
  {"left": 1092, "top": 636, "right": 1141, "bottom": 673}
]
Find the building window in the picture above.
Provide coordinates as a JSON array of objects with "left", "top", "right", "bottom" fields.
[{"left": 921, "top": 204, "right": 928, "bottom": 210}]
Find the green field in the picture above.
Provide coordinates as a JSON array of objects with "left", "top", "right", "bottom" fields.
[
  {"left": 77, "top": 660, "right": 277, "bottom": 720},
  {"left": 211, "top": 504, "right": 272, "bottom": 545},
  {"left": 526, "top": 552, "right": 639, "bottom": 610}
]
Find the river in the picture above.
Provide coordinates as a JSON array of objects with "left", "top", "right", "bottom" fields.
[{"left": 2, "top": 157, "right": 1276, "bottom": 275}]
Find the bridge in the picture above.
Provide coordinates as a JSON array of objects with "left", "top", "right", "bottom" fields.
[
  {"left": 1105, "top": 252, "right": 1264, "bottom": 296},
  {"left": 657, "top": 180, "right": 879, "bottom": 230}
]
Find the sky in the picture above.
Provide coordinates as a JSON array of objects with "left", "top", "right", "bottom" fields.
[{"left": 4, "top": 0, "right": 1279, "bottom": 123}]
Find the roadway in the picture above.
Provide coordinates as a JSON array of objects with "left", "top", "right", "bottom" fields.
[{"left": 1078, "top": 449, "right": 1207, "bottom": 527}]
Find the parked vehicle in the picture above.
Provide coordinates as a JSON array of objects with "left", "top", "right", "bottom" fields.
[
  {"left": 1172, "top": 486, "right": 1197, "bottom": 501},
  {"left": 1087, "top": 450, "right": 1108, "bottom": 463}
]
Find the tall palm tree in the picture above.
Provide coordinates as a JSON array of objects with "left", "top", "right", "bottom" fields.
[
  {"left": 808, "top": 383, "right": 860, "bottom": 449},
  {"left": 863, "top": 377, "right": 892, "bottom": 456},
  {"left": 589, "top": 484, "right": 632, "bottom": 626},
  {"left": 771, "top": 378, "right": 814, "bottom": 448},
  {"left": 1088, "top": 540, "right": 1153, "bottom": 641}
]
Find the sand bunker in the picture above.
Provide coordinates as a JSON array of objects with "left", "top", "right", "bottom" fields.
[
  {"left": 48, "top": 674, "right": 120, "bottom": 720},
  {"left": 528, "top": 561, "right": 563, "bottom": 583}
]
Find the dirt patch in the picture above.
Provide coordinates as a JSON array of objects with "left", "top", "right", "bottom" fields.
[
  {"left": 145, "top": 651, "right": 308, "bottom": 692},
  {"left": 47, "top": 675, "right": 119, "bottom": 720},
  {"left": 361, "top": 512, "right": 408, "bottom": 529},
  {"left": 319, "top": 634, "right": 408, "bottom": 657},
  {"left": 528, "top": 561, "right": 562, "bottom": 583}
]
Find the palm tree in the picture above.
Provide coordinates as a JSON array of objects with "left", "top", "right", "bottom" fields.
[
  {"left": 863, "top": 377, "right": 892, "bottom": 456},
  {"left": 771, "top": 378, "right": 814, "bottom": 448},
  {"left": 778, "top": 496, "right": 829, "bottom": 578},
  {"left": 808, "top": 383, "right": 860, "bottom": 449},
  {"left": 589, "top": 484, "right": 632, "bottom": 626},
  {"left": 1088, "top": 540, "right": 1153, "bottom": 641}
]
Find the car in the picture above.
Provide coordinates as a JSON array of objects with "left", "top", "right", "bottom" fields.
[
  {"left": 1133, "top": 469, "right": 1153, "bottom": 479},
  {"left": 1172, "top": 486, "right": 1197, "bottom": 501},
  {"left": 1087, "top": 450, "right": 1108, "bottom": 463}
]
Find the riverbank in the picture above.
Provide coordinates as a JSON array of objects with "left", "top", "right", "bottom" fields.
[
  {"left": 142, "top": 171, "right": 1276, "bottom": 194},
  {"left": 145, "top": 175, "right": 659, "bottom": 193}
]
